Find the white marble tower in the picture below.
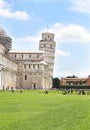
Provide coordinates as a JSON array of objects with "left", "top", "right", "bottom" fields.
[{"left": 39, "top": 32, "right": 56, "bottom": 88}]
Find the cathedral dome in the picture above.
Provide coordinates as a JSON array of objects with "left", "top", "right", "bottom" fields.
[
  {"left": 0, "top": 27, "right": 12, "bottom": 53},
  {"left": 0, "top": 27, "right": 7, "bottom": 37}
]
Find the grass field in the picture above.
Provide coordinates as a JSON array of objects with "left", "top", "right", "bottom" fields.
[{"left": 0, "top": 90, "right": 90, "bottom": 130}]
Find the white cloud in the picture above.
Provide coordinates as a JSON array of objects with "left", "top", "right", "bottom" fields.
[
  {"left": 23, "top": 0, "right": 61, "bottom": 3},
  {"left": 70, "top": 0, "right": 90, "bottom": 13},
  {"left": 12, "top": 33, "right": 41, "bottom": 50},
  {"left": 0, "top": 0, "right": 29, "bottom": 20},
  {"left": 56, "top": 50, "right": 70, "bottom": 56},
  {"left": 53, "top": 70, "right": 75, "bottom": 78},
  {"left": 48, "top": 22, "right": 90, "bottom": 43},
  {"left": 16, "top": 36, "right": 39, "bottom": 43}
]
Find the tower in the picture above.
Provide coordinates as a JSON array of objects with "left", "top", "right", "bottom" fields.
[{"left": 39, "top": 32, "right": 56, "bottom": 88}]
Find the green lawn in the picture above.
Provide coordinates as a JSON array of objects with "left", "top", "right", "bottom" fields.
[{"left": 0, "top": 90, "right": 90, "bottom": 130}]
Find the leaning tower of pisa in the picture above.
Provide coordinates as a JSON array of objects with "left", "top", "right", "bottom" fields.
[{"left": 39, "top": 32, "right": 56, "bottom": 88}]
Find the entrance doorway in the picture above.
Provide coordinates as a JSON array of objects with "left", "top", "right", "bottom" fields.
[{"left": 33, "top": 83, "right": 36, "bottom": 89}]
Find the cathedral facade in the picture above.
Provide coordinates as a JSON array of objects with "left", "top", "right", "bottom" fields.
[{"left": 0, "top": 27, "right": 56, "bottom": 90}]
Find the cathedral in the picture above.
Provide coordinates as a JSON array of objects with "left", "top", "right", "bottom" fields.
[{"left": 0, "top": 27, "right": 56, "bottom": 90}]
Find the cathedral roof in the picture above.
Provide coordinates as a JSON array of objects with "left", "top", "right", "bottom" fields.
[
  {"left": 0, "top": 27, "right": 7, "bottom": 37},
  {"left": 10, "top": 50, "right": 44, "bottom": 53}
]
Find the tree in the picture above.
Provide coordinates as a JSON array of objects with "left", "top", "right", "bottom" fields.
[
  {"left": 52, "top": 78, "right": 60, "bottom": 88},
  {"left": 66, "top": 75, "right": 78, "bottom": 78}
]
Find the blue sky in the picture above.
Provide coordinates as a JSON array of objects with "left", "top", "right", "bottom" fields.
[{"left": 0, "top": 0, "right": 90, "bottom": 78}]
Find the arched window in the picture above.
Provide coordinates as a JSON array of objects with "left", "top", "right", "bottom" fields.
[
  {"left": 29, "top": 64, "right": 30, "bottom": 68},
  {"left": 37, "top": 55, "right": 39, "bottom": 58},
  {"left": 33, "top": 65, "right": 35, "bottom": 69},
  {"left": 25, "top": 75, "right": 27, "bottom": 80},
  {"left": 38, "top": 64, "right": 39, "bottom": 69},
  {"left": 21, "top": 54, "right": 23, "bottom": 58},
  {"left": 50, "top": 44, "right": 52, "bottom": 48},
  {"left": 24, "top": 64, "right": 26, "bottom": 68},
  {"left": 44, "top": 44, "right": 46, "bottom": 47},
  {"left": 15, "top": 54, "right": 16, "bottom": 58},
  {"left": 29, "top": 54, "right": 31, "bottom": 58}
]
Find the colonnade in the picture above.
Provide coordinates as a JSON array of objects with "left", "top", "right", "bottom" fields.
[{"left": 0, "top": 66, "right": 17, "bottom": 90}]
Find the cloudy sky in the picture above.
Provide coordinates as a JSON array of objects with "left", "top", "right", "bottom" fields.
[{"left": 0, "top": 0, "right": 90, "bottom": 78}]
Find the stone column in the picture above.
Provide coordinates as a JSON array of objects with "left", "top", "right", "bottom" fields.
[
  {"left": 1, "top": 68, "right": 6, "bottom": 89},
  {"left": 42, "top": 76, "right": 45, "bottom": 89}
]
